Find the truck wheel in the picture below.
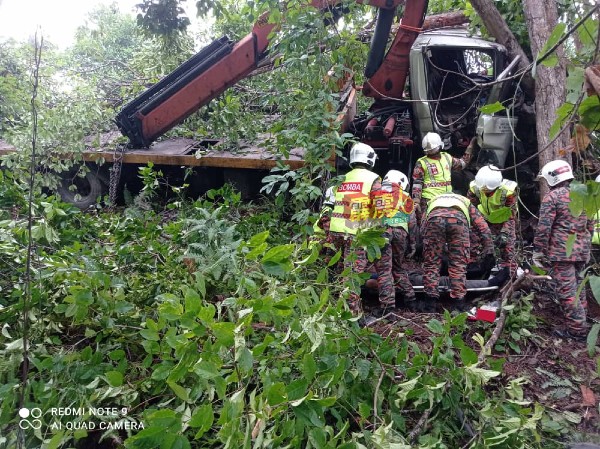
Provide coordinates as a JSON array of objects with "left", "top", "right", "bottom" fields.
[{"left": 57, "top": 170, "right": 106, "bottom": 209}]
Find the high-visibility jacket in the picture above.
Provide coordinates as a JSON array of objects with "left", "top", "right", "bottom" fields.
[
  {"left": 417, "top": 152, "right": 453, "bottom": 199},
  {"left": 330, "top": 168, "right": 379, "bottom": 235},
  {"left": 377, "top": 182, "right": 413, "bottom": 232},
  {"left": 426, "top": 193, "right": 471, "bottom": 225},
  {"left": 469, "top": 180, "right": 517, "bottom": 224},
  {"left": 593, "top": 211, "right": 600, "bottom": 245}
]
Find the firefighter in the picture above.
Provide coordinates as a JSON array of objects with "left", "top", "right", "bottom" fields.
[
  {"left": 533, "top": 160, "right": 593, "bottom": 341},
  {"left": 330, "top": 142, "right": 382, "bottom": 315},
  {"left": 373, "top": 170, "right": 417, "bottom": 310},
  {"left": 412, "top": 132, "right": 474, "bottom": 223},
  {"left": 467, "top": 165, "right": 518, "bottom": 286},
  {"left": 422, "top": 193, "right": 494, "bottom": 306}
]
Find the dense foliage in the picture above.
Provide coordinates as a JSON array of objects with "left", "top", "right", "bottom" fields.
[
  {"left": 1, "top": 180, "right": 593, "bottom": 448},
  {"left": 1, "top": 1, "right": 600, "bottom": 448}
]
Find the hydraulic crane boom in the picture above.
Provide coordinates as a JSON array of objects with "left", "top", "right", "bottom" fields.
[{"left": 115, "top": 0, "right": 423, "bottom": 148}]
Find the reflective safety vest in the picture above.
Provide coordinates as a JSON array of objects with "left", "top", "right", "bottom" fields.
[
  {"left": 330, "top": 168, "right": 380, "bottom": 235},
  {"left": 469, "top": 180, "right": 517, "bottom": 224},
  {"left": 376, "top": 181, "right": 413, "bottom": 231},
  {"left": 417, "top": 152, "right": 453, "bottom": 199},
  {"left": 426, "top": 193, "right": 471, "bottom": 225},
  {"left": 593, "top": 211, "right": 600, "bottom": 245}
]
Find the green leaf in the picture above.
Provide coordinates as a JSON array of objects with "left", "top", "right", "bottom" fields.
[
  {"left": 355, "top": 358, "right": 371, "bottom": 380},
  {"left": 124, "top": 426, "right": 165, "bottom": 447},
  {"left": 460, "top": 346, "right": 478, "bottom": 366},
  {"left": 262, "top": 244, "right": 295, "bottom": 262},
  {"left": 426, "top": 319, "right": 444, "bottom": 334},
  {"left": 190, "top": 404, "right": 214, "bottom": 439},
  {"left": 193, "top": 360, "right": 220, "bottom": 379},
  {"left": 480, "top": 102, "right": 505, "bottom": 114},
  {"left": 266, "top": 382, "right": 287, "bottom": 406},
  {"left": 140, "top": 329, "right": 160, "bottom": 341},
  {"left": 565, "top": 234, "right": 576, "bottom": 257},
  {"left": 539, "top": 23, "right": 567, "bottom": 67},
  {"left": 286, "top": 378, "right": 308, "bottom": 401},
  {"left": 465, "top": 366, "right": 501, "bottom": 384},
  {"left": 550, "top": 103, "right": 574, "bottom": 138},
  {"left": 236, "top": 347, "right": 254, "bottom": 372},
  {"left": 184, "top": 288, "right": 201, "bottom": 315},
  {"left": 194, "top": 273, "right": 206, "bottom": 299},
  {"left": 47, "top": 431, "right": 66, "bottom": 449},
  {"left": 327, "top": 249, "right": 342, "bottom": 267},
  {"left": 587, "top": 323, "right": 600, "bottom": 357},
  {"left": 211, "top": 322, "right": 235, "bottom": 346},
  {"left": 302, "top": 353, "right": 317, "bottom": 381},
  {"left": 262, "top": 259, "right": 293, "bottom": 276},
  {"left": 579, "top": 96, "right": 600, "bottom": 130},
  {"left": 569, "top": 181, "right": 587, "bottom": 217},
  {"left": 105, "top": 370, "right": 123, "bottom": 387},
  {"left": 245, "top": 242, "right": 268, "bottom": 260},
  {"left": 589, "top": 275, "right": 600, "bottom": 306},
  {"left": 168, "top": 381, "right": 190, "bottom": 402}
]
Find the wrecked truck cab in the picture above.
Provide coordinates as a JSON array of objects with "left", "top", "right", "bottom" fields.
[{"left": 410, "top": 28, "right": 519, "bottom": 168}]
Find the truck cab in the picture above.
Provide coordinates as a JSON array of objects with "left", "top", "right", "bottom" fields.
[
  {"left": 352, "top": 27, "right": 520, "bottom": 181},
  {"left": 410, "top": 28, "right": 518, "bottom": 169}
]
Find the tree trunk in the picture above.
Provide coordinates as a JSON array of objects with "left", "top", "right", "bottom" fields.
[
  {"left": 522, "top": 0, "right": 570, "bottom": 196},
  {"left": 469, "top": 0, "right": 535, "bottom": 98}
]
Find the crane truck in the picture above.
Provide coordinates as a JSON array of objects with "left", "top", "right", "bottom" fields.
[{"left": 0, "top": 0, "right": 521, "bottom": 209}]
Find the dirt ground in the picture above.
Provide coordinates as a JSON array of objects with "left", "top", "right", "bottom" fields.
[{"left": 361, "top": 278, "right": 600, "bottom": 441}]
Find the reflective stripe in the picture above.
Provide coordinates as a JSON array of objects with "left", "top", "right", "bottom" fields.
[
  {"left": 418, "top": 152, "right": 453, "bottom": 199},
  {"left": 426, "top": 193, "right": 471, "bottom": 225}
]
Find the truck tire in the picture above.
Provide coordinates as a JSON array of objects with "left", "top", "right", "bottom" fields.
[{"left": 57, "top": 169, "right": 106, "bottom": 209}]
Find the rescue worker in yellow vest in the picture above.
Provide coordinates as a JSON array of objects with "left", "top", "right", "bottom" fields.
[
  {"left": 412, "top": 132, "right": 473, "bottom": 224},
  {"left": 373, "top": 170, "right": 417, "bottom": 310},
  {"left": 330, "top": 142, "right": 382, "bottom": 315},
  {"left": 422, "top": 193, "right": 494, "bottom": 305},
  {"left": 467, "top": 165, "right": 518, "bottom": 286}
]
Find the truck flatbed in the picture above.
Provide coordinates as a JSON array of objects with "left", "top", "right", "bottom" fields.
[{"left": 0, "top": 135, "right": 307, "bottom": 170}]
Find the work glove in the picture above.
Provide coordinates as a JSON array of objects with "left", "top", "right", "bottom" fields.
[{"left": 532, "top": 251, "right": 546, "bottom": 269}]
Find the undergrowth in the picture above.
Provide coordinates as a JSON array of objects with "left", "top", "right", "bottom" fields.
[{"left": 0, "top": 182, "right": 589, "bottom": 449}]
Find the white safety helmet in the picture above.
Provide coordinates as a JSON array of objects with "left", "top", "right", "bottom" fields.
[
  {"left": 537, "top": 160, "right": 574, "bottom": 187},
  {"left": 349, "top": 142, "right": 377, "bottom": 169},
  {"left": 323, "top": 186, "right": 335, "bottom": 207},
  {"left": 595, "top": 174, "right": 600, "bottom": 183},
  {"left": 383, "top": 170, "right": 410, "bottom": 191},
  {"left": 422, "top": 132, "right": 443, "bottom": 155},
  {"left": 475, "top": 165, "right": 503, "bottom": 191}
]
